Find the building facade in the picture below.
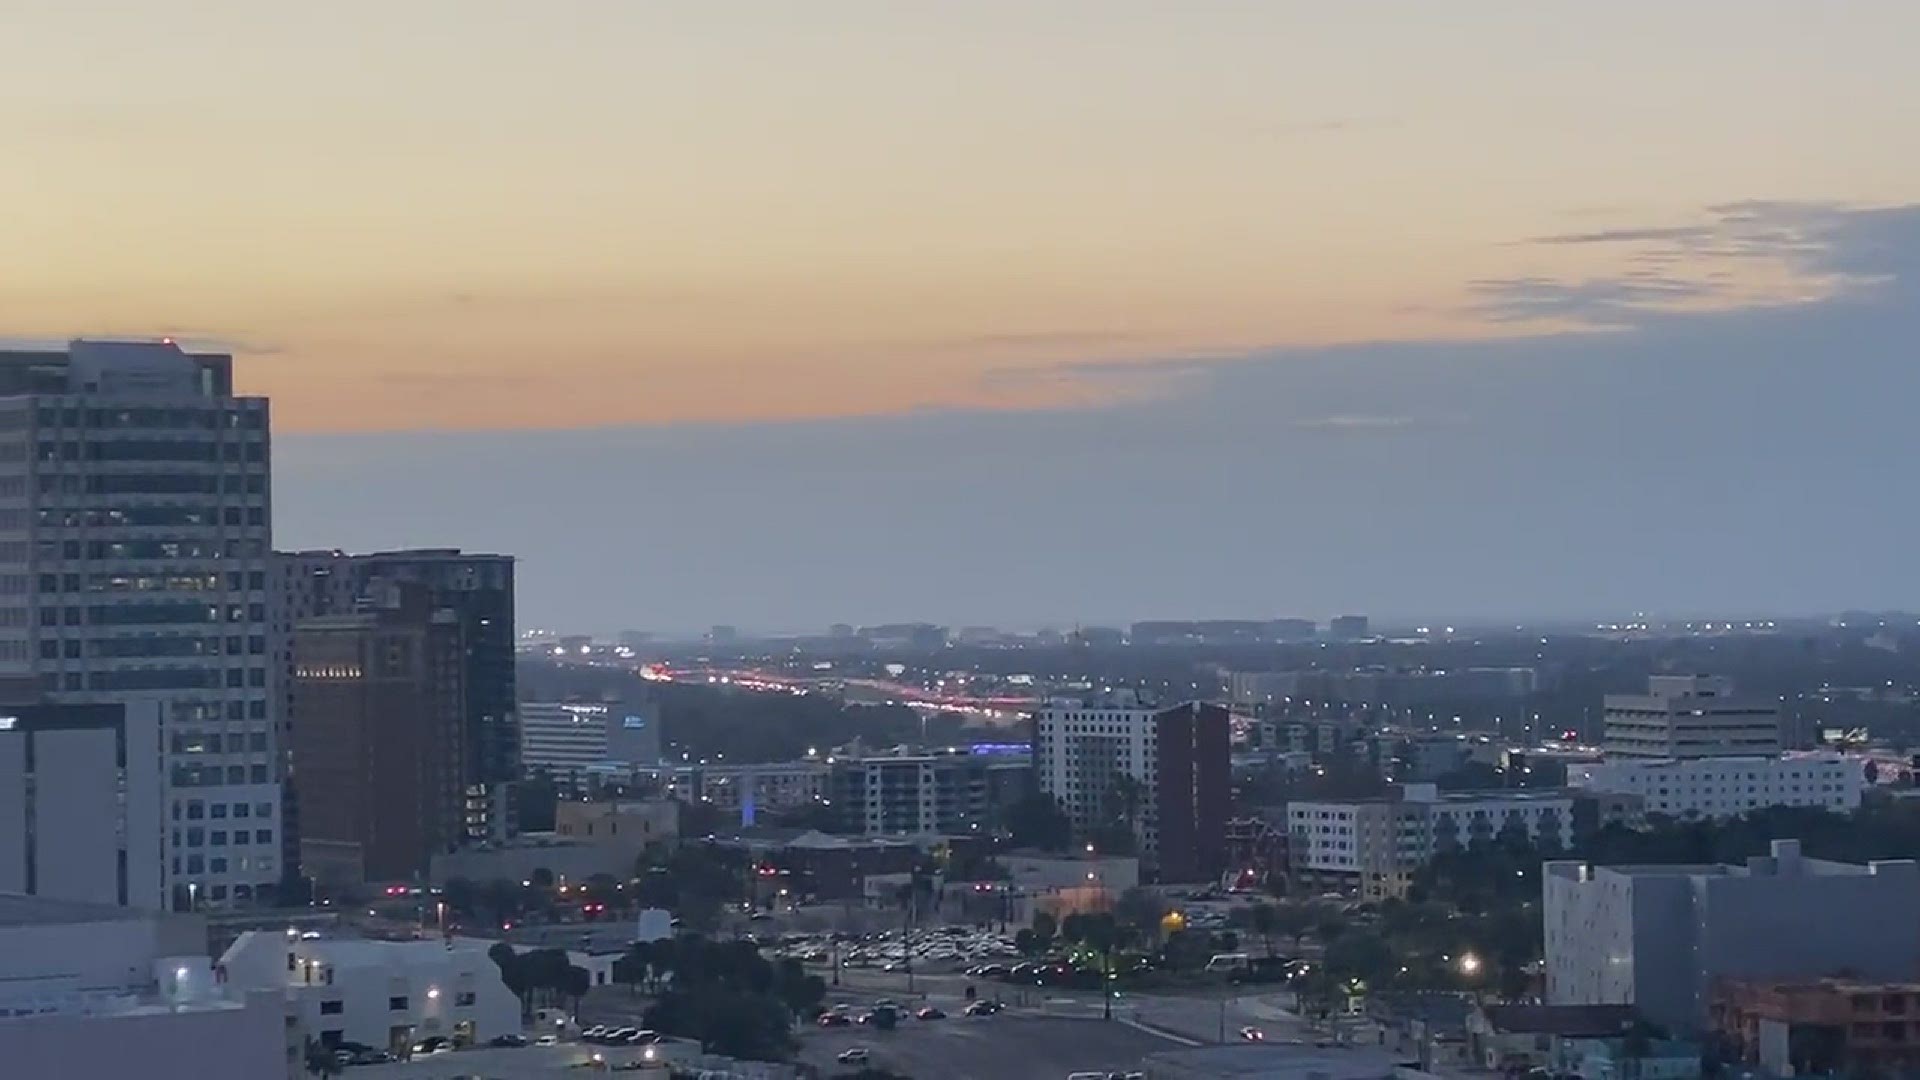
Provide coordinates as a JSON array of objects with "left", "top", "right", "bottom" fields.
[
  {"left": 1033, "top": 692, "right": 1231, "bottom": 878},
  {"left": 519, "top": 698, "right": 660, "bottom": 777},
  {"left": 290, "top": 586, "right": 466, "bottom": 887},
  {"left": 1712, "top": 977, "right": 1920, "bottom": 1078},
  {"left": 0, "top": 341, "right": 279, "bottom": 911},
  {"left": 277, "top": 548, "right": 516, "bottom": 845},
  {"left": 1288, "top": 784, "right": 1577, "bottom": 900},
  {"left": 221, "top": 930, "right": 520, "bottom": 1057},
  {"left": 826, "top": 752, "right": 1029, "bottom": 836},
  {"left": 0, "top": 894, "right": 289, "bottom": 1080},
  {"left": 1603, "top": 676, "right": 1780, "bottom": 759},
  {"left": 1567, "top": 753, "right": 1862, "bottom": 820},
  {"left": 1544, "top": 840, "right": 1920, "bottom": 1034},
  {"left": 0, "top": 700, "right": 164, "bottom": 907}
]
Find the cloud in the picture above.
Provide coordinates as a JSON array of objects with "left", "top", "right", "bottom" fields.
[
  {"left": 1475, "top": 200, "right": 1904, "bottom": 329},
  {"left": 1289, "top": 414, "right": 1423, "bottom": 430}
]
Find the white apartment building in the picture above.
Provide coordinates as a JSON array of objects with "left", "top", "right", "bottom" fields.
[
  {"left": 0, "top": 893, "right": 291, "bottom": 1079},
  {"left": 221, "top": 930, "right": 520, "bottom": 1056},
  {"left": 0, "top": 341, "right": 280, "bottom": 910},
  {"left": 1603, "top": 675, "right": 1780, "bottom": 759},
  {"left": 1567, "top": 752, "right": 1862, "bottom": 820},
  {"left": 0, "top": 701, "right": 165, "bottom": 907},
  {"left": 1033, "top": 690, "right": 1162, "bottom": 858},
  {"left": 1288, "top": 783, "right": 1576, "bottom": 900}
]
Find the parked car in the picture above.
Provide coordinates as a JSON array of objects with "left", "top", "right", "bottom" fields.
[
  {"left": 964, "top": 1000, "right": 1003, "bottom": 1016},
  {"left": 916, "top": 1006, "right": 946, "bottom": 1020},
  {"left": 837, "top": 1048, "right": 871, "bottom": 1065},
  {"left": 488, "top": 1033, "right": 529, "bottom": 1048}
]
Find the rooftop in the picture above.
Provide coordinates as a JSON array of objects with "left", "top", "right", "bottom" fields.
[
  {"left": 0, "top": 892, "right": 149, "bottom": 928},
  {"left": 1477, "top": 1004, "right": 1639, "bottom": 1037}
]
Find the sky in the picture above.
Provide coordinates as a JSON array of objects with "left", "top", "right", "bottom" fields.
[{"left": 7, "top": 3, "right": 1920, "bottom": 632}]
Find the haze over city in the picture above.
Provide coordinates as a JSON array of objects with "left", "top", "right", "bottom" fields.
[{"left": 7, "top": 3, "right": 1919, "bottom": 630}]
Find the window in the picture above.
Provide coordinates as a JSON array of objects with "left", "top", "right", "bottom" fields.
[
  {"left": 389, "top": 996, "right": 409, "bottom": 1011},
  {"left": 256, "top": 829, "right": 273, "bottom": 844},
  {"left": 455, "top": 991, "right": 476, "bottom": 1007},
  {"left": 320, "top": 1000, "right": 343, "bottom": 1015}
]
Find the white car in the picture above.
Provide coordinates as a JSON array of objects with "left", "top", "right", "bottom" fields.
[
  {"left": 535, "top": 1034, "right": 558, "bottom": 1047},
  {"left": 837, "top": 1048, "right": 871, "bottom": 1065}
]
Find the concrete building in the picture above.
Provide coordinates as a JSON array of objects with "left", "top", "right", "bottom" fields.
[
  {"left": 0, "top": 700, "right": 164, "bottom": 907},
  {"left": 1603, "top": 675, "right": 1780, "bottom": 759},
  {"left": 1544, "top": 840, "right": 1920, "bottom": 1033},
  {"left": 1329, "top": 615, "right": 1371, "bottom": 640},
  {"left": 0, "top": 893, "right": 290, "bottom": 1079},
  {"left": 1289, "top": 784, "right": 1578, "bottom": 900},
  {"left": 221, "top": 930, "right": 520, "bottom": 1056},
  {"left": 632, "top": 761, "right": 829, "bottom": 820},
  {"left": 290, "top": 585, "right": 466, "bottom": 888},
  {"left": 826, "top": 752, "right": 1028, "bottom": 836},
  {"left": 277, "top": 548, "right": 517, "bottom": 845},
  {"left": 0, "top": 341, "right": 279, "bottom": 911},
  {"left": 1033, "top": 693, "right": 1231, "bottom": 879},
  {"left": 1567, "top": 752, "right": 1862, "bottom": 820},
  {"left": 520, "top": 698, "right": 660, "bottom": 776}
]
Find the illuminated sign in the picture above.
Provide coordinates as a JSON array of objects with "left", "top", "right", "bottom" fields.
[
  {"left": 622, "top": 715, "right": 648, "bottom": 730},
  {"left": 0, "top": 715, "right": 14, "bottom": 731}
]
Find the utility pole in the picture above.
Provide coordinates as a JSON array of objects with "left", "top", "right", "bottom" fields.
[{"left": 1218, "top": 998, "right": 1227, "bottom": 1044}]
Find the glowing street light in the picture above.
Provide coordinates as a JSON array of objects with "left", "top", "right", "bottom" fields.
[{"left": 1459, "top": 953, "right": 1482, "bottom": 976}]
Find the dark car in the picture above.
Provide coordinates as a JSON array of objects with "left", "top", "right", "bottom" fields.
[
  {"left": 964, "top": 1000, "right": 1003, "bottom": 1016},
  {"left": 488, "top": 1033, "right": 530, "bottom": 1048},
  {"left": 409, "top": 1035, "right": 451, "bottom": 1055},
  {"left": 916, "top": 1007, "right": 946, "bottom": 1020},
  {"left": 817, "top": 1012, "right": 852, "bottom": 1027}
]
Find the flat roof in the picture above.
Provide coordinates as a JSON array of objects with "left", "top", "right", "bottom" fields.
[{"left": 0, "top": 892, "right": 149, "bottom": 928}]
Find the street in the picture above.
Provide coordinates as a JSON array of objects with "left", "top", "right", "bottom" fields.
[{"left": 800, "top": 1016, "right": 1181, "bottom": 1079}]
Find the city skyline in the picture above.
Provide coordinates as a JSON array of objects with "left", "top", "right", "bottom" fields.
[{"left": 11, "top": 4, "right": 1920, "bottom": 629}]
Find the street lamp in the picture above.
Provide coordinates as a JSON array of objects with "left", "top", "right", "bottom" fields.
[{"left": 1459, "top": 953, "right": 1482, "bottom": 976}]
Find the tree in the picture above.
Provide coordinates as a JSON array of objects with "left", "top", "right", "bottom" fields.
[
  {"left": 1031, "top": 911, "right": 1058, "bottom": 952},
  {"left": 440, "top": 877, "right": 478, "bottom": 918},
  {"left": 613, "top": 943, "right": 650, "bottom": 997},
  {"left": 488, "top": 943, "right": 532, "bottom": 1019},
  {"left": 529, "top": 867, "right": 555, "bottom": 888},
  {"left": 1114, "top": 887, "right": 1170, "bottom": 941},
  {"left": 563, "top": 965, "right": 592, "bottom": 1016},
  {"left": 1003, "top": 790, "right": 1072, "bottom": 852},
  {"left": 1250, "top": 903, "right": 1279, "bottom": 957},
  {"left": 304, "top": 1037, "right": 343, "bottom": 1078},
  {"left": 1272, "top": 903, "right": 1315, "bottom": 949}
]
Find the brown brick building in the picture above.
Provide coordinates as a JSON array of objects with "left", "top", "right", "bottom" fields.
[
  {"left": 291, "top": 584, "right": 466, "bottom": 888},
  {"left": 1712, "top": 978, "right": 1920, "bottom": 1077}
]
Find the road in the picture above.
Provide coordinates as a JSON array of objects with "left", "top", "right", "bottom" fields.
[{"left": 801, "top": 1016, "right": 1179, "bottom": 1079}]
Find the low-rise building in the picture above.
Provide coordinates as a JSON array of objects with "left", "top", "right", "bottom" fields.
[
  {"left": 1711, "top": 977, "right": 1920, "bottom": 1078},
  {"left": 1566, "top": 752, "right": 1861, "bottom": 820},
  {"left": 554, "top": 798, "right": 679, "bottom": 856},
  {"left": 1466, "top": 1004, "right": 1640, "bottom": 1072},
  {"left": 220, "top": 930, "right": 521, "bottom": 1056},
  {"left": 1287, "top": 784, "right": 1578, "bottom": 900},
  {"left": 827, "top": 752, "right": 1028, "bottom": 836},
  {"left": 0, "top": 893, "right": 290, "bottom": 1080},
  {"left": 1545, "top": 840, "right": 1920, "bottom": 1034},
  {"left": 1603, "top": 676, "right": 1780, "bottom": 760}
]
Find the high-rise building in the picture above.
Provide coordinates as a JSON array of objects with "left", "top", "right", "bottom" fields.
[
  {"left": 1567, "top": 752, "right": 1862, "bottom": 819},
  {"left": 0, "top": 700, "right": 164, "bottom": 907},
  {"left": 1032, "top": 692, "right": 1230, "bottom": 880},
  {"left": 276, "top": 548, "right": 516, "bottom": 845},
  {"left": 519, "top": 698, "right": 660, "bottom": 778},
  {"left": 290, "top": 584, "right": 465, "bottom": 888},
  {"left": 1603, "top": 675, "right": 1780, "bottom": 759},
  {"left": 0, "top": 341, "right": 278, "bottom": 911}
]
